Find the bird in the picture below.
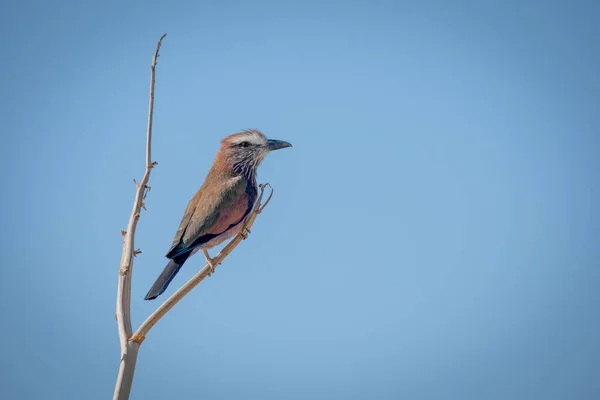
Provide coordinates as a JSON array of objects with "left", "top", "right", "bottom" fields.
[{"left": 144, "top": 129, "right": 292, "bottom": 300}]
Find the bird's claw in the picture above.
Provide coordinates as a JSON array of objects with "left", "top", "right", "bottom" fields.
[
  {"left": 207, "top": 260, "right": 216, "bottom": 276},
  {"left": 203, "top": 249, "right": 217, "bottom": 276},
  {"left": 240, "top": 227, "right": 251, "bottom": 240}
]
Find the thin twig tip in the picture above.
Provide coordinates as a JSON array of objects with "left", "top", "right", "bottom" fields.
[{"left": 258, "top": 184, "right": 274, "bottom": 213}]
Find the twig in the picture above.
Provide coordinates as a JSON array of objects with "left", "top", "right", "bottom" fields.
[{"left": 113, "top": 33, "right": 166, "bottom": 400}]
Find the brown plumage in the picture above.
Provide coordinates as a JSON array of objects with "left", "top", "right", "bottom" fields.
[{"left": 145, "top": 130, "right": 292, "bottom": 300}]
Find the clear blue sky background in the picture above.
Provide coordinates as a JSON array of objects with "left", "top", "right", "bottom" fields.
[{"left": 1, "top": 1, "right": 598, "bottom": 399}]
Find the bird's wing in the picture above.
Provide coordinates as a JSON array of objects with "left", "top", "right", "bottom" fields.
[{"left": 166, "top": 176, "right": 251, "bottom": 258}]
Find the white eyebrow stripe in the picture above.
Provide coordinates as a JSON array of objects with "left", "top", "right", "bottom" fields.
[{"left": 229, "top": 133, "right": 265, "bottom": 145}]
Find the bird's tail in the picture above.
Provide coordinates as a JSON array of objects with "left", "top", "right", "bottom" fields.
[{"left": 144, "top": 253, "right": 191, "bottom": 300}]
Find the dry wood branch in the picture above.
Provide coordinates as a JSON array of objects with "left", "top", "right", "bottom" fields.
[{"left": 114, "top": 33, "right": 166, "bottom": 400}]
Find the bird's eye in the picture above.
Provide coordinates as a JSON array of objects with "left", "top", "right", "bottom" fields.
[{"left": 240, "top": 141, "right": 250, "bottom": 147}]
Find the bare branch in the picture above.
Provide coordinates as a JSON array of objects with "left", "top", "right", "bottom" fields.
[
  {"left": 258, "top": 183, "right": 273, "bottom": 212},
  {"left": 113, "top": 33, "right": 166, "bottom": 400}
]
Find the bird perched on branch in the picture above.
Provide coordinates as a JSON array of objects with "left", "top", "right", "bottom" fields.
[{"left": 144, "top": 130, "right": 292, "bottom": 300}]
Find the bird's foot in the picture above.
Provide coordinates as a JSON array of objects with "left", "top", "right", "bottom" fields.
[
  {"left": 203, "top": 250, "right": 216, "bottom": 276},
  {"left": 207, "top": 260, "right": 216, "bottom": 276},
  {"left": 240, "top": 227, "right": 251, "bottom": 240}
]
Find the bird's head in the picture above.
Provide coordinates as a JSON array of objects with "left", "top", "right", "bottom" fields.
[{"left": 219, "top": 129, "right": 292, "bottom": 178}]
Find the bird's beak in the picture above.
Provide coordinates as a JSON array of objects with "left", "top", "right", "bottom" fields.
[{"left": 266, "top": 139, "right": 293, "bottom": 151}]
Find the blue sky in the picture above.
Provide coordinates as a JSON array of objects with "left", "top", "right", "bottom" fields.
[{"left": 1, "top": 0, "right": 599, "bottom": 399}]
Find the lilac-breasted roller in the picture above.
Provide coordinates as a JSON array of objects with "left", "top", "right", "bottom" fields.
[{"left": 144, "top": 129, "right": 292, "bottom": 300}]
